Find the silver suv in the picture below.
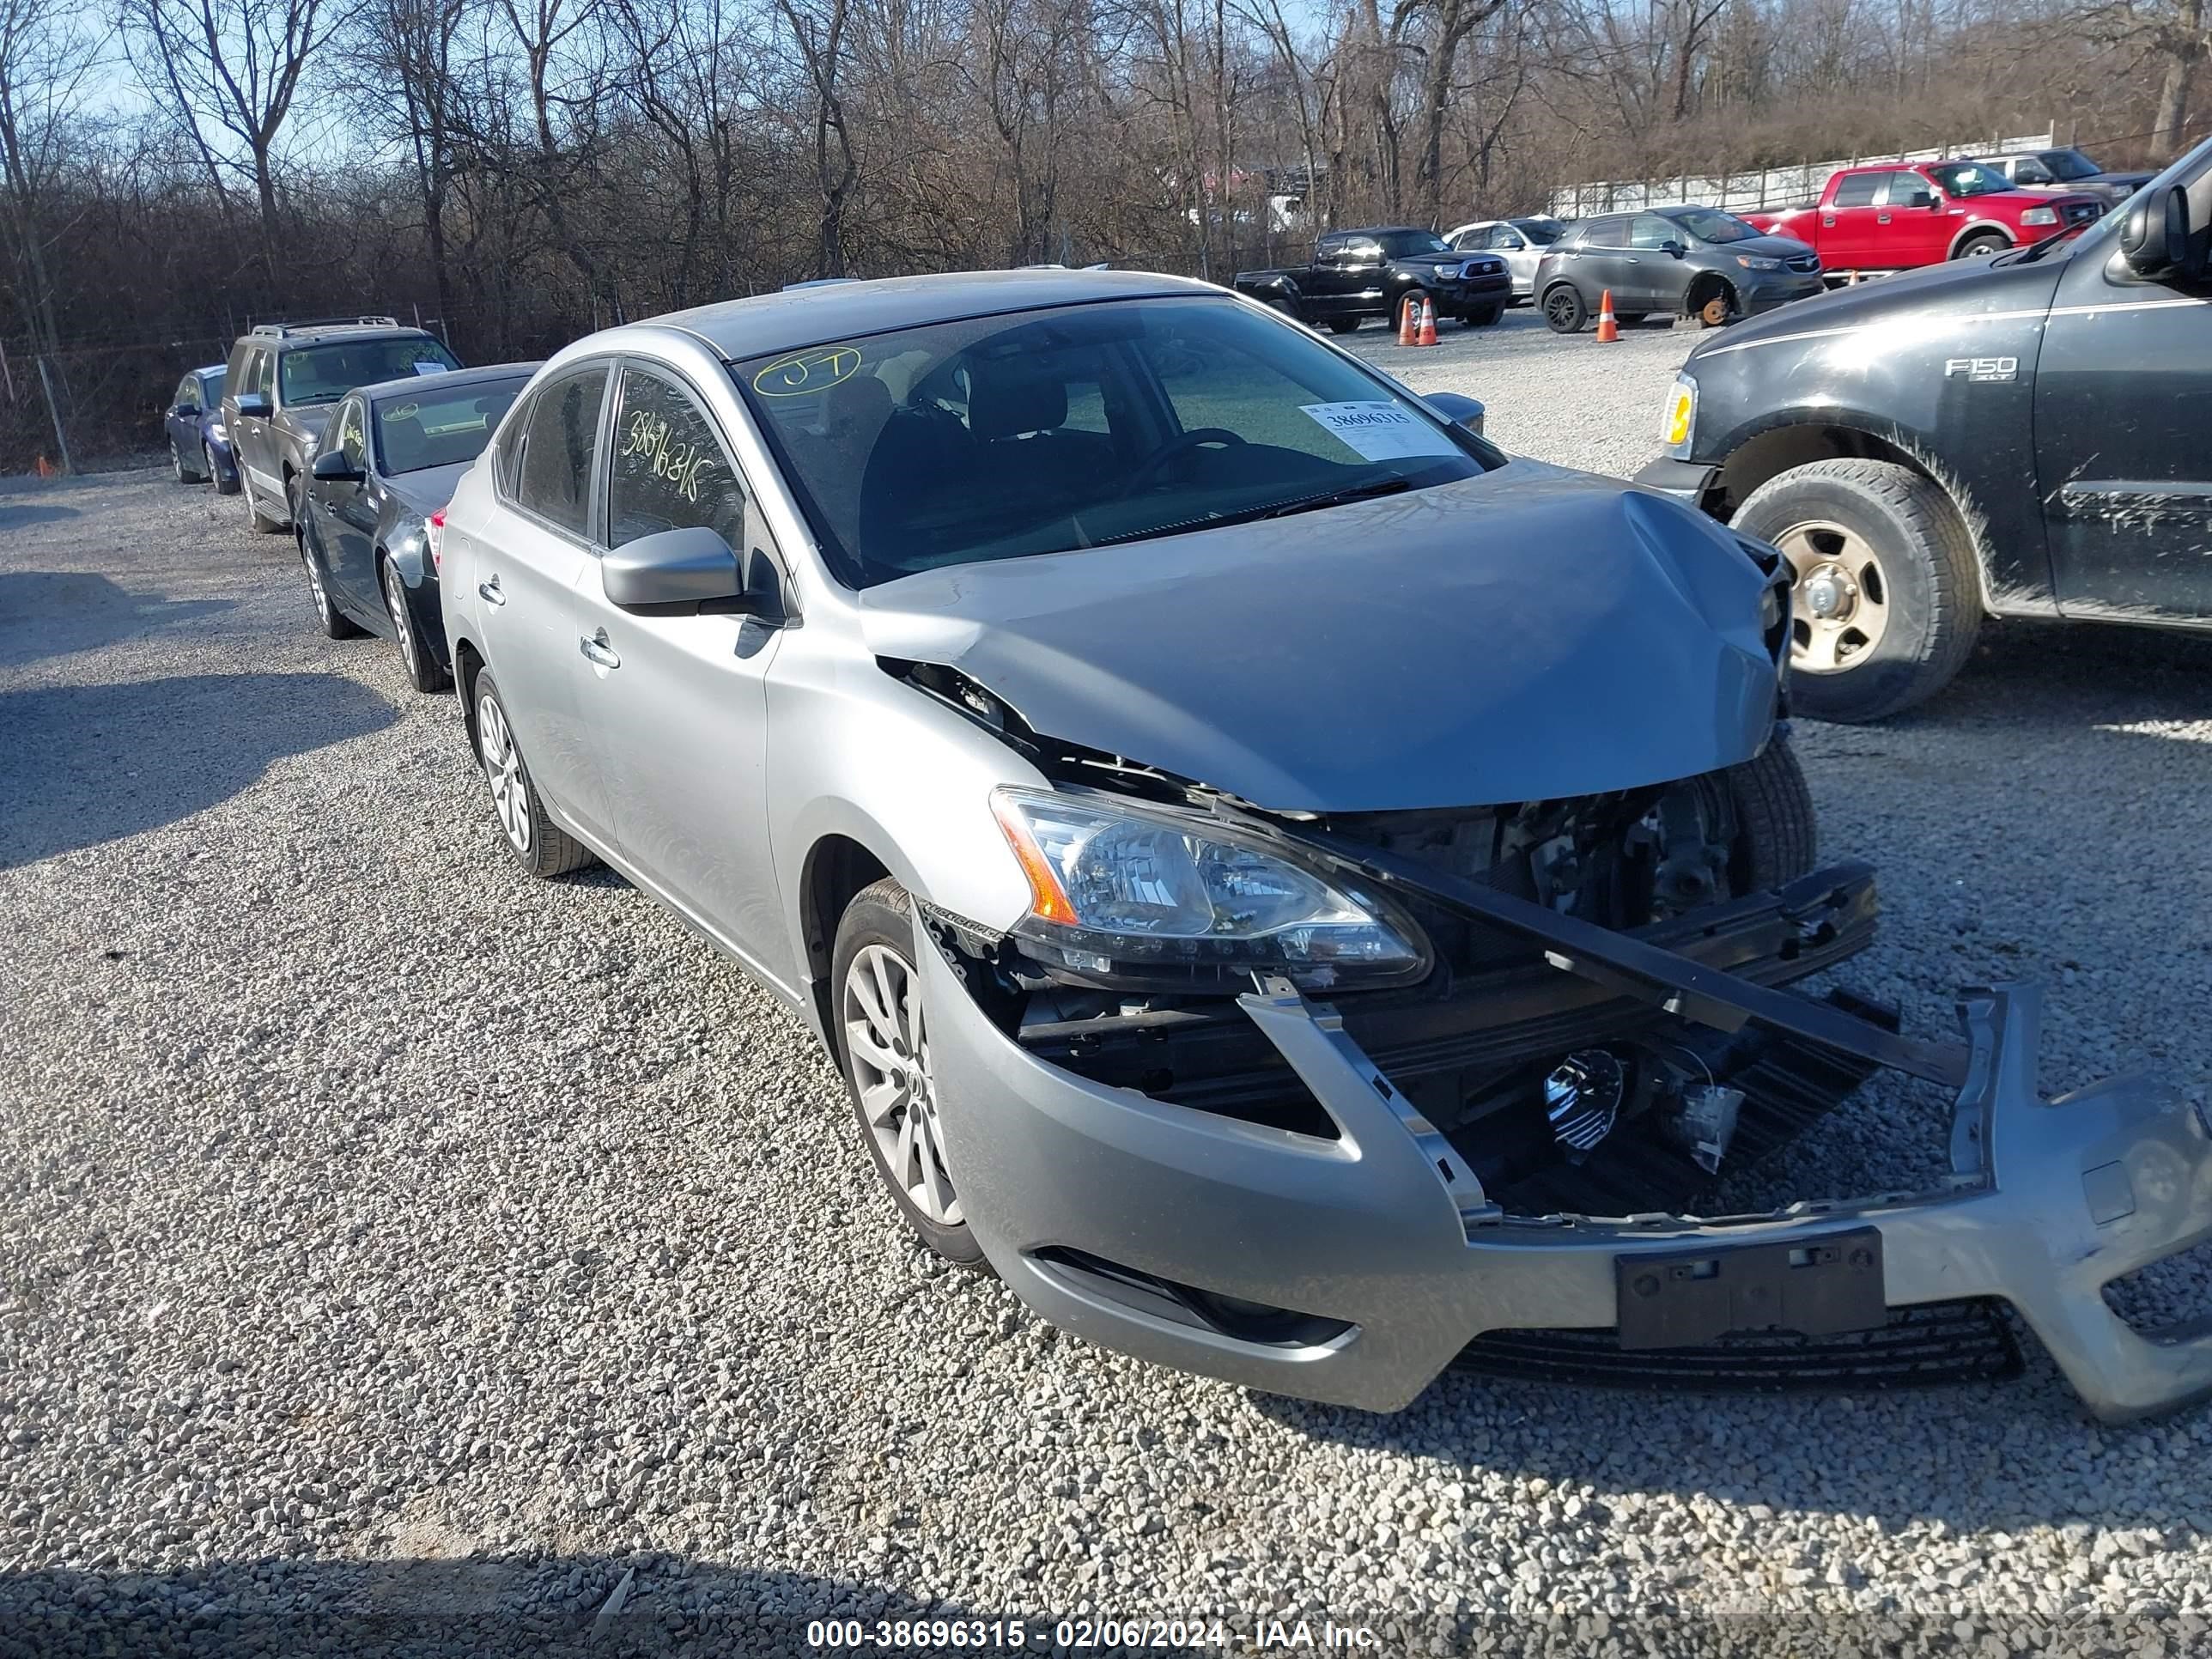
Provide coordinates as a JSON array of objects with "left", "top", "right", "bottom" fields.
[{"left": 437, "top": 270, "right": 2212, "bottom": 1423}]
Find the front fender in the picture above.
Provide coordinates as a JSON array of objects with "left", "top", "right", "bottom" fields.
[{"left": 1947, "top": 219, "right": 2015, "bottom": 258}]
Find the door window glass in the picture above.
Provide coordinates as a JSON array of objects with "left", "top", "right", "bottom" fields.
[
  {"left": 514, "top": 366, "right": 609, "bottom": 536},
  {"left": 605, "top": 367, "right": 748, "bottom": 550},
  {"left": 1580, "top": 219, "right": 1630, "bottom": 248},
  {"left": 1831, "top": 173, "right": 1884, "bottom": 208},
  {"left": 334, "top": 402, "right": 367, "bottom": 467},
  {"left": 175, "top": 378, "right": 198, "bottom": 410},
  {"left": 1877, "top": 173, "right": 1936, "bottom": 208},
  {"left": 1630, "top": 215, "right": 1679, "bottom": 249},
  {"left": 248, "top": 350, "right": 275, "bottom": 398}
]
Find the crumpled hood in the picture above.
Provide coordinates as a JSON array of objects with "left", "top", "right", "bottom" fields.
[{"left": 858, "top": 463, "right": 1781, "bottom": 813}]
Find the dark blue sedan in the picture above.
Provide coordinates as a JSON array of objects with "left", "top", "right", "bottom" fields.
[{"left": 165, "top": 364, "right": 239, "bottom": 492}]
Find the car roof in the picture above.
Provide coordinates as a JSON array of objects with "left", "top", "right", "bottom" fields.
[
  {"left": 646, "top": 269, "right": 1213, "bottom": 362},
  {"left": 191, "top": 362, "right": 227, "bottom": 378},
  {"left": 249, "top": 325, "right": 441, "bottom": 349},
  {"left": 351, "top": 361, "right": 542, "bottom": 405},
  {"left": 1335, "top": 225, "right": 1434, "bottom": 236}
]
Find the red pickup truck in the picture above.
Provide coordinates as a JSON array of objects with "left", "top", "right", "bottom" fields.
[{"left": 1745, "top": 159, "right": 2105, "bottom": 276}]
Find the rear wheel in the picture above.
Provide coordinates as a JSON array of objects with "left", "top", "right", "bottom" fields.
[
  {"left": 1734, "top": 458, "right": 1984, "bottom": 722},
  {"left": 382, "top": 557, "right": 450, "bottom": 694},
  {"left": 1541, "top": 284, "right": 1587, "bottom": 333},
  {"left": 472, "top": 670, "right": 597, "bottom": 878},
  {"left": 834, "top": 878, "right": 988, "bottom": 1270}
]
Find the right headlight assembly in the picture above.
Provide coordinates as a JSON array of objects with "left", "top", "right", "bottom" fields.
[{"left": 989, "top": 787, "right": 1431, "bottom": 993}]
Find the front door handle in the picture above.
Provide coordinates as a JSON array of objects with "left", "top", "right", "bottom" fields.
[
  {"left": 579, "top": 629, "right": 621, "bottom": 670},
  {"left": 1877, "top": 212, "right": 1892, "bottom": 224},
  {"left": 478, "top": 577, "right": 505, "bottom": 607}
]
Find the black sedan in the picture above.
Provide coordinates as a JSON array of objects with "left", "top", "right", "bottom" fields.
[{"left": 295, "top": 362, "right": 538, "bottom": 692}]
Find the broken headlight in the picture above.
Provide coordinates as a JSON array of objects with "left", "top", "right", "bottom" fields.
[{"left": 990, "top": 787, "right": 1431, "bottom": 992}]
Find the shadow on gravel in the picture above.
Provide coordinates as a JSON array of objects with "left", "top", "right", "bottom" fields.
[
  {"left": 0, "top": 500, "right": 80, "bottom": 531},
  {"left": 0, "top": 1554, "right": 1005, "bottom": 1659},
  {"left": 0, "top": 672, "right": 394, "bottom": 868},
  {"left": 1880, "top": 616, "right": 2212, "bottom": 731},
  {"left": 0, "top": 571, "right": 234, "bottom": 668}
]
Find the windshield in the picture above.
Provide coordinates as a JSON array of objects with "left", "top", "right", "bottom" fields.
[
  {"left": 1927, "top": 162, "right": 2013, "bottom": 199},
  {"left": 1514, "top": 219, "right": 1565, "bottom": 246},
  {"left": 279, "top": 337, "right": 462, "bottom": 407},
  {"left": 1376, "top": 229, "right": 1451, "bottom": 257},
  {"left": 738, "top": 296, "right": 1500, "bottom": 589},
  {"left": 373, "top": 375, "right": 529, "bottom": 475},
  {"left": 2041, "top": 149, "right": 2100, "bottom": 181},
  {"left": 1665, "top": 207, "right": 1760, "bottom": 244}
]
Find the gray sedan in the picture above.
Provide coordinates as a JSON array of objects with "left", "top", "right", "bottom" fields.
[{"left": 437, "top": 270, "right": 2212, "bottom": 1422}]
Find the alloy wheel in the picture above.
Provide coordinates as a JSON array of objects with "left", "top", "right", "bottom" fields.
[
  {"left": 843, "top": 943, "right": 960, "bottom": 1225},
  {"left": 477, "top": 694, "right": 532, "bottom": 854},
  {"left": 1777, "top": 519, "right": 1891, "bottom": 674},
  {"left": 204, "top": 444, "right": 218, "bottom": 485},
  {"left": 171, "top": 441, "right": 186, "bottom": 482},
  {"left": 383, "top": 562, "right": 422, "bottom": 682},
  {"left": 301, "top": 542, "right": 337, "bottom": 630},
  {"left": 1544, "top": 289, "right": 1583, "bottom": 331}
]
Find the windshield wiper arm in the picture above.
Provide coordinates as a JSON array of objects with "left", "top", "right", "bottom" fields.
[{"left": 1259, "top": 476, "right": 1413, "bottom": 520}]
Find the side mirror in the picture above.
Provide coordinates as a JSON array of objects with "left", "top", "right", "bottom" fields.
[
  {"left": 2120, "top": 185, "right": 2191, "bottom": 278},
  {"left": 311, "top": 451, "right": 363, "bottom": 483},
  {"left": 1425, "top": 391, "right": 1486, "bottom": 438},
  {"left": 235, "top": 392, "right": 270, "bottom": 418},
  {"left": 1912, "top": 190, "right": 1939, "bottom": 210},
  {"left": 603, "top": 525, "right": 744, "bottom": 613},
  {"left": 1662, "top": 240, "right": 1687, "bottom": 258},
  {"left": 169, "top": 404, "right": 193, "bottom": 420}
]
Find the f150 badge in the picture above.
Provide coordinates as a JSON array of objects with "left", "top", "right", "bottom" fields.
[{"left": 1944, "top": 356, "right": 2018, "bottom": 383}]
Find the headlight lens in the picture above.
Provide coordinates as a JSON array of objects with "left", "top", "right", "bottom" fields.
[
  {"left": 990, "top": 787, "right": 1429, "bottom": 991},
  {"left": 2021, "top": 206, "right": 2057, "bottom": 227},
  {"left": 1735, "top": 254, "right": 1783, "bottom": 270},
  {"left": 1662, "top": 374, "right": 1698, "bottom": 452}
]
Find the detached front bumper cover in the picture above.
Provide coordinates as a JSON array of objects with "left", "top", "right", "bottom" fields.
[{"left": 924, "top": 826, "right": 2212, "bottom": 1423}]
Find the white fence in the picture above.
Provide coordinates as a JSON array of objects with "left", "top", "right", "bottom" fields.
[{"left": 1545, "top": 130, "right": 2055, "bottom": 218}]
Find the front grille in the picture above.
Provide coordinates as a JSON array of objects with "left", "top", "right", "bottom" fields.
[
  {"left": 2063, "top": 201, "right": 2104, "bottom": 225},
  {"left": 1452, "top": 1297, "right": 2022, "bottom": 1392},
  {"left": 1785, "top": 252, "right": 1820, "bottom": 273}
]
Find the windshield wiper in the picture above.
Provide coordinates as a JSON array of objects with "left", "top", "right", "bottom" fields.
[{"left": 1259, "top": 476, "right": 1413, "bottom": 520}]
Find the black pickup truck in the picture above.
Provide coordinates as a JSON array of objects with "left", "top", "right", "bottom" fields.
[
  {"left": 1635, "top": 134, "right": 2212, "bottom": 722},
  {"left": 1234, "top": 228, "right": 1513, "bottom": 333}
]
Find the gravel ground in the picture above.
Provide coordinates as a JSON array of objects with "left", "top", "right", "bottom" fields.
[{"left": 5, "top": 314, "right": 2212, "bottom": 1658}]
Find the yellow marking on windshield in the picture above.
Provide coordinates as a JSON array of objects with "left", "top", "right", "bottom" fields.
[{"left": 752, "top": 347, "right": 862, "bottom": 397}]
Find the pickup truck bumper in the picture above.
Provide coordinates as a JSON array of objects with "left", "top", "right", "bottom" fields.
[
  {"left": 1439, "top": 270, "right": 1513, "bottom": 318},
  {"left": 921, "top": 839, "right": 2212, "bottom": 1423}
]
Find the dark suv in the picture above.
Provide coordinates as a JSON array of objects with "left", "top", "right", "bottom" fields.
[
  {"left": 1533, "top": 205, "right": 1824, "bottom": 332},
  {"left": 220, "top": 319, "right": 462, "bottom": 532}
]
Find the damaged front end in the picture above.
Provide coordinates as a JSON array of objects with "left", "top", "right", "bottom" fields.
[{"left": 910, "top": 732, "right": 2212, "bottom": 1421}]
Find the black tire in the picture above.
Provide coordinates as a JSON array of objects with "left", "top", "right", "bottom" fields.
[
  {"left": 1541, "top": 284, "right": 1586, "bottom": 333},
  {"left": 1465, "top": 303, "right": 1504, "bottom": 327},
  {"left": 381, "top": 556, "right": 451, "bottom": 694},
  {"left": 170, "top": 440, "right": 198, "bottom": 484},
  {"left": 1395, "top": 288, "right": 1431, "bottom": 335},
  {"left": 832, "top": 878, "right": 989, "bottom": 1271},
  {"left": 1723, "top": 737, "right": 1818, "bottom": 893},
  {"left": 471, "top": 669, "right": 597, "bottom": 878},
  {"left": 1953, "top": 231, "right": 2008, "bottom": 260},
  {"left": 243, "top": 471, "right": 285, "bottom": 532},
  {"left": 1734, "top": 458, "right": 1984, "bottom": 723},
  {"left": 1327, "top": 317, "right": 1362, "bottom": 335},
  {"left": 300, "top": 532, "right": 366, "bottom": 641},
  {"left": 209, "top": 444, "right": 239, "bottom": 495}
]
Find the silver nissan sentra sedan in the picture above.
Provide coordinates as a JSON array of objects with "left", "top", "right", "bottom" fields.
[{"left": 439, "top": 269, "right": 2212, "bottom": 1422}]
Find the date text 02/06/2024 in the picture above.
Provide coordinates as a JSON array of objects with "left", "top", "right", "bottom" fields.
[{"left": 803, "top": 1616, "right": 1384, "bottom": 1650}]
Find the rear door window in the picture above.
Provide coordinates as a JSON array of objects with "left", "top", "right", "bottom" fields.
[
  {"left": 1580, "top": 219, "right": 1630, "bottom": 248},
  {"left": 512, "top": 366, "right": 610, "bottom": 537}
]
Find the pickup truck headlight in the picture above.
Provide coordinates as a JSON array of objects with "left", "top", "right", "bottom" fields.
[
  {"left": 1734, "top": 255, "right": 1783, "bottom": 271},
  {"left": 991, "top": 787, "right": 1429, "bottom": 991},
  {"left": 1662, "top": 374, "right": 1698, "bottom": 453},
  {"left": 2020, "top": 206, "right": 2058, "bottom": 227}
]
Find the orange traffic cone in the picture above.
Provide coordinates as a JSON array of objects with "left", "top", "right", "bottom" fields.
[
  {"left": 1417, "top": 295, "right": 1438, "bottom": 347},
  {"left": 33, "top": 454, "right": 54, "bottom": 478},
  {"left": 1398, "top": 295, "right": 1419, "bottom": 346},
  {"left": 1595, "top": 289, "right": 1620, "bottom": 343}
]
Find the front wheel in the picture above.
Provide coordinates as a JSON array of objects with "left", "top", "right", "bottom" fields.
[
  {"left": 208, "top": 444, "right": 238, "bottom": 495},
  {"left": 1734, "top": 458, "right": 1984, "bottom": 722},
  {"left": 1953, "top": 231, "right": 2008, "bottom": 260},
  {"left": 1723, "top": 738, "right": 1817, "bottom": 892},
  {"left": 1541, "top": 285, "right": 1586, "bottom": 333},
  {"left": 834, "top": 878, "right": 988, "bottom": 1269},
  {"left": 1326, "top": 318, "right": 1362, "bottom": 336},
  {"left": 170, "top": 441, "right": 198, "bottom": 484},
  {"left": 301, "top": 532, "right": 365, "bottom": 641},
  {"left": 1696, "top": 289, "right": 1737, "bottom": 328}
]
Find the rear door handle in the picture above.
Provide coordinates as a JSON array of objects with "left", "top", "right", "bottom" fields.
[
  {"left": 579, "top": 629, "right": 621, "bottom": 670},
  {"left": 478, "top": 577, "right": 505, "bottom": 607}
]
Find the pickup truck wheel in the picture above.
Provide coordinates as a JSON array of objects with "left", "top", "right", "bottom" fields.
[
  {"left": 1326, "top": 318, "right": 1361, "bottom": 335},
  {"left": 1541, "top": 285, "right": 1586, "bottom": 333},
  {"left": 1953, "top": 231, "right": 2008, "bottom": 259},
  {"left": 1735, "top": 458, "right": 1984, "bottom": 723},
  {"left": 835, "top": 878, "right": 989, "bottom": 1271},
  {"left": 1465, "top": 303, "right": 1504, "bottom": 327}
]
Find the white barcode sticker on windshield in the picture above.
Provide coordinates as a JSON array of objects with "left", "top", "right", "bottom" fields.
[
  {"left": 413, "top": 362, "right": 448, "bottom": 377},
  {"left": 1300, "top": 401, "right": 1459, "bottom": 462}
]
